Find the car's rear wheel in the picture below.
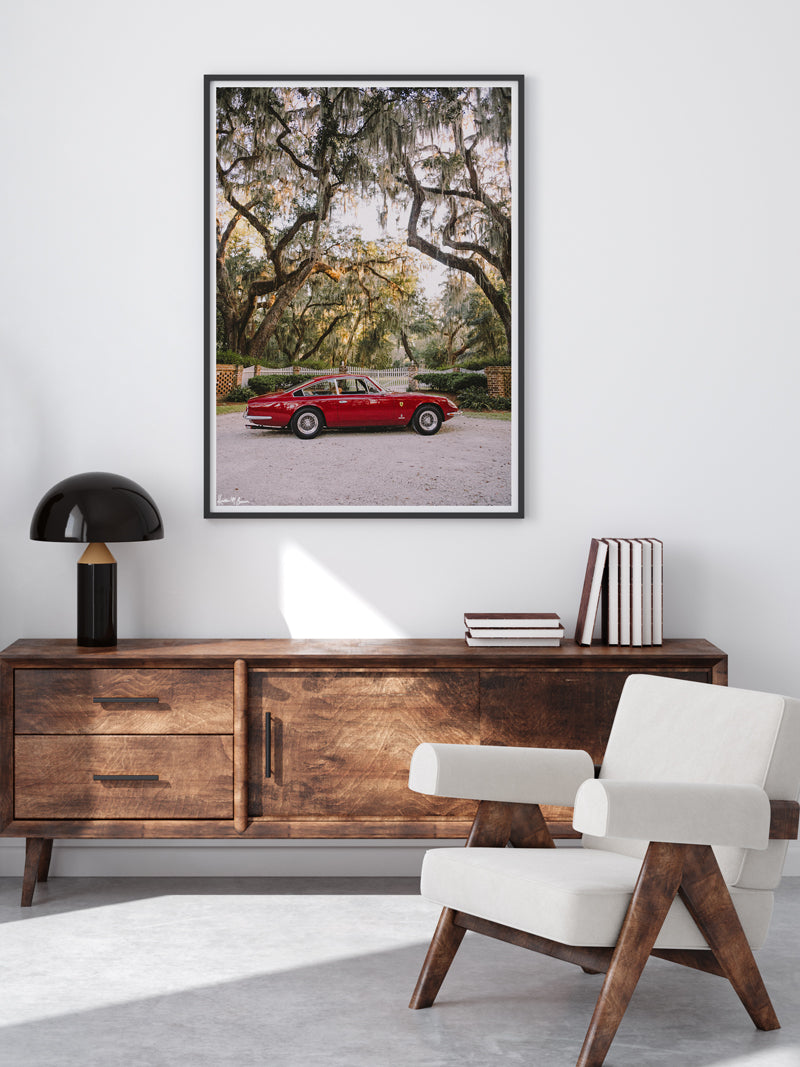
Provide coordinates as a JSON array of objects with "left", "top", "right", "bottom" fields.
[
  {"left": 291, "top": 408, "right": 324, "bottom": 439},
  {"left": 411, "top": 404, "right": 443, "bottom": 436}
]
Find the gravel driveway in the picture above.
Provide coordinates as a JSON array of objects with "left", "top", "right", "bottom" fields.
[{"left": 215, "top": 411, "right": 513, "bottom": 509}]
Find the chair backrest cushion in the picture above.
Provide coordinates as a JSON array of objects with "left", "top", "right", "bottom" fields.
[{"left": 582, "top": 674, "right": 800, "bottom": 889}]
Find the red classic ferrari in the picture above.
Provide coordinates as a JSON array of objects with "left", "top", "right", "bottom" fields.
[{"left": 243, "top": 374, "right": 460, "bottom": 439}]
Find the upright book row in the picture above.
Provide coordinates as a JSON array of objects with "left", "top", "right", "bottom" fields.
[{"left": 575, "top": 538, "right": 663, "bottom": 647}]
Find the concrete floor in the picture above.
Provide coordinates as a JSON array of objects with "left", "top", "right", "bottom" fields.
[{"left": 0, "top": 877, "right": 798, "bottom": 1067}]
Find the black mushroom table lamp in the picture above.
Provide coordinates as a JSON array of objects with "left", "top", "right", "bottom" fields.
[{"left": 30, "top": 472, "right": 164, "bottom": 647}]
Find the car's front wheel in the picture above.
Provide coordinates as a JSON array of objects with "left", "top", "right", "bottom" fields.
[
  {"left": 411, "top": 404, "right": 443, "bottom": 436},
  {"left": 291, "top": 408, "right": 324, "bottom": 439}
]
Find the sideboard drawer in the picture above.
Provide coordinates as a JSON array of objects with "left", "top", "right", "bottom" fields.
[
  {"left": 14, "top": 669, "right": 233, "bottom": 734},
  {"left": 14, "top": 735, "right": 234, "bottom": 819}
]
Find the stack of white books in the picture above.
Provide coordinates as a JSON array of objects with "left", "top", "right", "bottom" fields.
[
  {"left": 575, "top": 538, "right": 663, "bottom": 647},
  {"left": 464, "top": 613, "right": 565, "bottom": 647}
]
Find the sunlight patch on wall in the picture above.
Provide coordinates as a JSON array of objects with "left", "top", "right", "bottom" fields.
[{"left": 279, "top": 542, "right": 407, "bottom": 638}]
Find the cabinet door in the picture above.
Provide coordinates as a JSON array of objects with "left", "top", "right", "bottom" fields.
[
  {"left": 248, "top": 671, "right": 479, "bottom": 821},
  {"left": 480, "top": 668, "right": 713, "bottom": 759},
  {"left": 480, "top": 668, "right": 713, "bottom": 830}
]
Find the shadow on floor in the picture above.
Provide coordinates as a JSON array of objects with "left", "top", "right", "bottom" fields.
[{"left": 0, "top": 878, "right": 797, "bottom": 1067}]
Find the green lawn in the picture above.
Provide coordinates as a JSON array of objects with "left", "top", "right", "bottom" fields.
[{"left": 462, "top": 409, "right": 512, "bottom": 421}]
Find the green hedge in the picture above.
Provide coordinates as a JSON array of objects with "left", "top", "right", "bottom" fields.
[
  {"left": 456, "top": 388, "right": 512, "bottom": 411},
  {"left": 216, "top": 350, "right": 251, "bottom": 366},
  {"left": 248, "top": 373, "right": 321, "bottom": 396},
  {"left": 224, "top": 385, "right": 255, "bottom": 402},
  {"left": 414, "top": 371, "right": 488, "bottom": 394}
]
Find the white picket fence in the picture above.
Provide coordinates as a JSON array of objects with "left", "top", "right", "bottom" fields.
[{"left": 345, "top": 365, "right": 416, "bottom": 391}]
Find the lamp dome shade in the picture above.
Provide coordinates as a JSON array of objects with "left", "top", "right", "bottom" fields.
[{"left": 30, "top": 472, "right": 164, "bottom": 543}]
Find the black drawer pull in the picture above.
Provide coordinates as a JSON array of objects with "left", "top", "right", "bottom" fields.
[
  {"left": 93, "top": 774, "right": 160, "bottom": 782},
  {"left": 265, "top": 712, "right": 271, "bottom": 778},
  {"left": 92, "top": 697, "right": 160, "bottom": 704}
]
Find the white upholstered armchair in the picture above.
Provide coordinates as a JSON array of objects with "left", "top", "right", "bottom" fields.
[{"left": 407, "top": 674, "right": 800, "bottom": 1067}]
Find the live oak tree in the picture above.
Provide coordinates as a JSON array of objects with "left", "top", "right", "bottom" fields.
[
  {"left": 216, "top": 86, "right": 349, "bottom": 360},
  {"left": 351, "top": 86, "right": 513, "bottom": 357},
  {"left": 214, "top": 84, "right": 513, "bottom": 363},
  {"left": 257, "top": 237, "right": 423, "bottom": 368}
]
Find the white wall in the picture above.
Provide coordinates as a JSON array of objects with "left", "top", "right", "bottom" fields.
[{"left": 1, "top": 0, "right": 799, "bottom": 876}]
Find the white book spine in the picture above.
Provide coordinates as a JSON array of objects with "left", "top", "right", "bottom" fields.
[
  {"left": 618, "top": 539, "right": 631, "bottom": 646},
  {"left": 630, "top": 539, "right": 643, "bottom": 647},
  {"left": 605, "top": 539, "right": 619, "bottom": 645},
  {"left": 650, "top": 539, "right": 663, "bottom": 644},
  {"left": 641, "top": 539, "right": 653, "bottom": 645}
]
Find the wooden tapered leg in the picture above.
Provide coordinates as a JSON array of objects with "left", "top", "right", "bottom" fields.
[
  {"left": 466, "top": 800, "right": 514, "bottom": 848},
  {"left": 37, "top": 839, "right": 54, "bottom": 883},
  {"left": 679, "top": 844, "right": 779, "bottom": 1031},
  {"left": 577, "top": 842, "right": 688, "bottom": 1067},
  {"left": 409, "top": 908, "right": 467, "bottom": 1008},
  {"left": 411, "top": 801, "right": 515, "bottom": 1010},
  {"left": 21, "top": 837, "right": 46, "bottom": 907},
  {"left": 509, "top": 803, "right": 555, "bottom": 849}
]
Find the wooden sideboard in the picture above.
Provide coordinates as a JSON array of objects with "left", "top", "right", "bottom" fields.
[{"left": 0, "top": 637, "right": 727, "bottom": 904}]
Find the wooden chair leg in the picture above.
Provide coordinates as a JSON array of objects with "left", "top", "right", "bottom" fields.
[
  {"left": 410, "top": 907, "right": 466, "bottom": 1009},
  {"left": 509, "top": 803, "right": 555, "bottom": 849},
  {"left": 466, "top": 800, "right": 514, "bottom": 847},
  {"left": 21, "top": 837, "right": 45, "bottom": 907},
  {"left": 577, "top": 842, "right": 687, "bottom": 1067},
  {"left": 679, "top": 844, "right": 779, "bottom": 1031},
  {"left": 411, "top": 800, "right": 546, "bottom": 1011},
  {"left": 37, "top": 839, "right": 54, "bottom": 883}
]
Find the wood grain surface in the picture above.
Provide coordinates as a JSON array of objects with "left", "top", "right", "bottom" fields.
[
  {"left": 14, "top": 669, "right": 233, "bottom": 734},
  {"left": 1, "top": 637, "right": 729, "bottom": 671},
  {"left": 15, "top": 735, "right": 233, "bottom": 819},
  {"left": 480, "top": 668, "right": 714, "bottom": 758},
  {"left": 0, "top": 639, "right": 729, "bottom": 850},
  {"left": 248, "top": 670, "right": 479, "bottom": 820}
]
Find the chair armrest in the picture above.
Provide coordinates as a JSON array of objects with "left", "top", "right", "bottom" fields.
[
  {"left": 408, "top": 743, "right": 594, "bottom": 805},
  {"left": 572, "top": 779, "right": 771, "bottom": 849}
]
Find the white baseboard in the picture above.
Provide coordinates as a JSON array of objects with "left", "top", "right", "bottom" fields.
[
  {"left": 2, "top": 838, "right": 798, "bottom": 879},
  {"left": 0, "top": 839, "right": 462, "bottom": 878}
]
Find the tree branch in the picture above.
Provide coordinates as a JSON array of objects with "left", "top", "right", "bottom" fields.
[
  {"left": 301, "top": 313, "right": 350, "bottom": 360},
  {"left": 403, "top": 159, "right": 510, "bottom": 346},
  {"left": 442, "top": 212, "right": 505, "bottom": 276},
  {"left": 268, "top": 102, "right": 320, "bottom": 178}
]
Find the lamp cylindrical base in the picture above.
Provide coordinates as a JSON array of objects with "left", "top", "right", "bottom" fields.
[{"left": 77, "top": 561, "right": 117, "bottom": 646}]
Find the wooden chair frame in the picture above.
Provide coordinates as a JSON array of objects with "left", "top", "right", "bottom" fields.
[{"left": 410, "top": 798, "right": 799, "bottom": 1067}]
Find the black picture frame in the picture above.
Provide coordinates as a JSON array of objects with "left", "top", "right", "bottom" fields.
[{"left": 205, "top": 75, "right": 524, "bottom": 518}]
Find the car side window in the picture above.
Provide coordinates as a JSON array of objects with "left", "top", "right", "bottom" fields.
[{"left": 363, "top": 380, "right": 380, "bottom": 394}]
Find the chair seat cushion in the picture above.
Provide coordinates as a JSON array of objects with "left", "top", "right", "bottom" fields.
[{"left": 421, "top": 846, "right": 773, "bottom": 950}]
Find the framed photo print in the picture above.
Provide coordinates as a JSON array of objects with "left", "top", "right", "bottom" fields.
[{"left": 205, "top": 75, "right": 523, "bottom": 517}]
